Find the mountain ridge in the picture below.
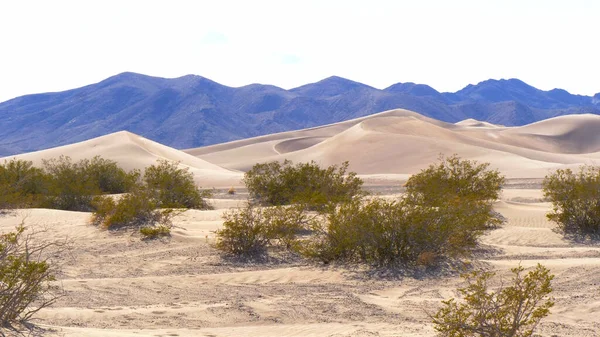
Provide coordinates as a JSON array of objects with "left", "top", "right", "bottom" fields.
[{"left": 1, "top": 72, "right": 599, "bottom": 156}]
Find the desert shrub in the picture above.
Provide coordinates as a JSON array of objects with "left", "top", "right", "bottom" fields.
[
  {"left": 243, "top": 160, "right": 363, "bottom": 210},
  {"left": 139, "top": 225, "right": 171, "bottom": 240},
  {"left": 215, "top": 204, "right": 310, "bottom": 256},
  {"left": 0, "top": 224, "right": 66, "bottom": 328},
  {"left": 542, "top": 166, "right": 600, "bottom": 238},
  {"left": 301, "top": 156, "right": 504, "bottom": 266},
  {"left": 432, "top": 263, "right": 554, "bottom": 337},
  {"left": 79, "top": 156, "right": 139, "bottom": 194},
  {"left": 302, "top": 196, "right": 494, "bottom": 266},
  {"left": 405, "top": 154, "right": 505, "bottom": 207},
  {"left": 41, "top": 156, "right": 101, "bottom": 211},
  {"left": 144, "top": 160, "right": 211, "bottom": 209},
  {"left": 91, "top": 188, "right": 173, "bottom": 230},
  {"left": 0, "top": 159, "right": 48, "bottom": 209}
]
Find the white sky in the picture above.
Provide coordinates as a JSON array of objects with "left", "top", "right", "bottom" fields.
[{"left": 1, "top": 0, "right": 599, "bottom": 102}]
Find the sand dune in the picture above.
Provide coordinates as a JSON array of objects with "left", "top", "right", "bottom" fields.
[
  {"left": 183, "top": 109, "right": 600, "bottom": 183},
  {"left": 1, "top": 131, "right": 243, "bottom": 187}
]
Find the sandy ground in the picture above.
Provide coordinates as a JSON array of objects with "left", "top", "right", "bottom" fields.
[{"left": 1, "top": 189, "right": 599, "bottom": 337}]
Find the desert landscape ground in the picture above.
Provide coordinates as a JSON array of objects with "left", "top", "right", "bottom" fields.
[{"left": 2, "top": 108, "right": 600, "bottom": 336}]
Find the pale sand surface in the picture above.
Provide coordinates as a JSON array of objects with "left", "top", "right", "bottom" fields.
[{"left": 1, "top": 189, "right": 600, "bottom": 337}]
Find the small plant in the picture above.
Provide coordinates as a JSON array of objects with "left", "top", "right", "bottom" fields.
[
  {"left": 543, "top": 165, "right": 600, "bottom": 238},
  {"left": 0, "top": 224, "right": 67, "bottom": 328},
  {"left": 215, "top": 204, "right": 310, "bottom": 256},
  {"left": 432, "top": 264, "right": 554, "bottom": 337},
  {"left": 140, "top": 225, "right": 171, "bottom": 240}
]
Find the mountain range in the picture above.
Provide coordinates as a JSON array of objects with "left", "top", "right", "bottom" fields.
[{"left": 1, "top": 72, "right": 599, "bottom": 156}]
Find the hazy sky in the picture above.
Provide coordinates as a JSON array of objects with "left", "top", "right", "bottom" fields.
[{"left": 1, "top": 0, "right": 598, "bottom": 102}]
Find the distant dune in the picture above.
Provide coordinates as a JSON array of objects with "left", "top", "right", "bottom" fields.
[
  {"left": 185, "top": 109, "right": 600, "bottom": 182},
  {"left": 2, "top": 131, "right": 242, "bottom": 188},
  {"left": 5, "top": 109, "right": 600, "bottom": 186}
]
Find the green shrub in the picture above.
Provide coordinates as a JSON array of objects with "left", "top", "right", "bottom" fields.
[
  {"left": 0, "top": 225, "right": 65, "bottom": 327},
  {"left": 542, "top": 166, "right": 600, "bottom": 238},
  {"left": 0, "top": 159, "right": 47, "bottom": 209},
  {"left": 404, "top": 154, "right": 505, "bottom": 207},
  {"left": 302, "top": 196, "right": 494, "bottom": 266},
  {"left": 41, "top": 156, "right": 101, "bottom": 211},
  {"left": 432, "top": 264, "right": 554, "bottom": 337},
  {"left": 215, "top": 204, "right": 309, "bottom": 256},
  {"left": 91, "top": 188, "right": 173, "bottom": 230},
  {"left": 139, "top": 225, "right": 171, "bottom": 240},
  {"left": 144, "top": 160, "right": 211, "bottom": 209},
  {"left": 243, "top": 160, "right": 363, "bottom": 210},
  {"left": 79, "top": 156, "right": 139, "bottom": 194}
]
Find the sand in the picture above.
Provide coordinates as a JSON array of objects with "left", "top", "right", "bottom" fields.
[
  {"left": 2, "top": 109, "right": 600, "bottom": 336},
  {"left": 1, "top": 189, "right": 599, "bottom": 337}
]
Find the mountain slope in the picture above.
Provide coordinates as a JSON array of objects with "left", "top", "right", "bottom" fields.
[{"left": 0, "top": 72, "right": 599, "bottom": 156}]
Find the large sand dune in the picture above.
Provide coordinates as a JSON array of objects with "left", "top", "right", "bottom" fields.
[
  {"left": 1, "top": 131, "right": 243, "bottom": 187},
  {"left": 186, "top": 109, "right": 600, "bottom": 182}
]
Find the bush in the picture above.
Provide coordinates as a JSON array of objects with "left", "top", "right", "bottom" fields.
[
  {"left": 0, "top": 224, "right": 65, "bottom": 328},
  {"left": 79, "top": 156, "right": 139, "bottom": 194},
  {"left": 301, "top": 155, "right": 504, "bottom": 266},
  {"left": 215, "top": 204, "right": 309, "bottom": 256},
  {"left": 91, "top": 188, "right": 173, "bottom": 230},
  {"left": 404, "top": 154, "right": 505, "bottom": 207},
  {"left": 0, "top": 159, "right": 47, "bottom": 209},
  {"left": 302, "top": 196, "right": 495, "bottom": 266},
  {"left": 144, "top": 160, "right": 211, "bottom": 209},
  {"left": 41, "top": 156, "right": 139, "bottom": 211},
  {"left": 542, "top": 166, "right": 600, "bottom": 238},
  {"left": 243, "top": 160, "right": 363, "bottom": 210},
  {"left": 432, "top": 263, "right": 554, "bottom": 337},
  {"left": 139, "top": 225, "right": 171, "bottom": 240},
  {"left": 41, "top": 156, "right": 100, "bottom": 211}
]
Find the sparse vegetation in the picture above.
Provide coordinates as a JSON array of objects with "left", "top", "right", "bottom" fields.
[
  {"left": 432, "top": 263, "right": 554, "bottom": 337},
  {"left": 215, "top": 204, "right": 310, "bottom": 256},
  {"left": 243, "top": 160, "right": 363, "bottom": 210},
  {"left": 220, "top": 156, "right": 504, "bottom": 265},
  {"left": 144, "top": 159, "right": 212, "bottom": 209},
  {"left": 91, "top": 188, "right": 173, "bottom": 230},
  {"left": 0, "top": 159, "right": 47, "bottom": 209},
  {"left": 543, "top": 166, "right": 600, "bottom": 238},
  {"left": 299, "top": 155, "right": 504, "bottom": 266},
  {"left": 139, "top": 224, "right": 172, "bottom": 239},
  {"left": 0, "top": 224, "right": 67, "bottom": 328}
]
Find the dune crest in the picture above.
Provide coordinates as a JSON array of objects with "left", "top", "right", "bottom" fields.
[{"left": 185, "top": 109, "right": 600, "bottom": 182}]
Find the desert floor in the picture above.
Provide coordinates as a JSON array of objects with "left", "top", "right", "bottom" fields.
[{"left": 1, "top": 185, "right": 600, "bottom": 337}]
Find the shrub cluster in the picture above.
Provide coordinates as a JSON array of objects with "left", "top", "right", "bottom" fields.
[
  {"left": 0, "top": 156, "right": 139, "bottom": 212},
  {"left": 542, "top": 166, "right": 600, "bottom": 238},
  {"left": 91, "top": 160, "right": 212, "bottom": 237},
  {"left": 302, "top": 155, "right": 504, "bottom": 266},
  {"left": 217, "top": 155, "right": 504, "bottom": 266},
  {"left": 244, "top": 160, "right": 363, "bottom": 210}
]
